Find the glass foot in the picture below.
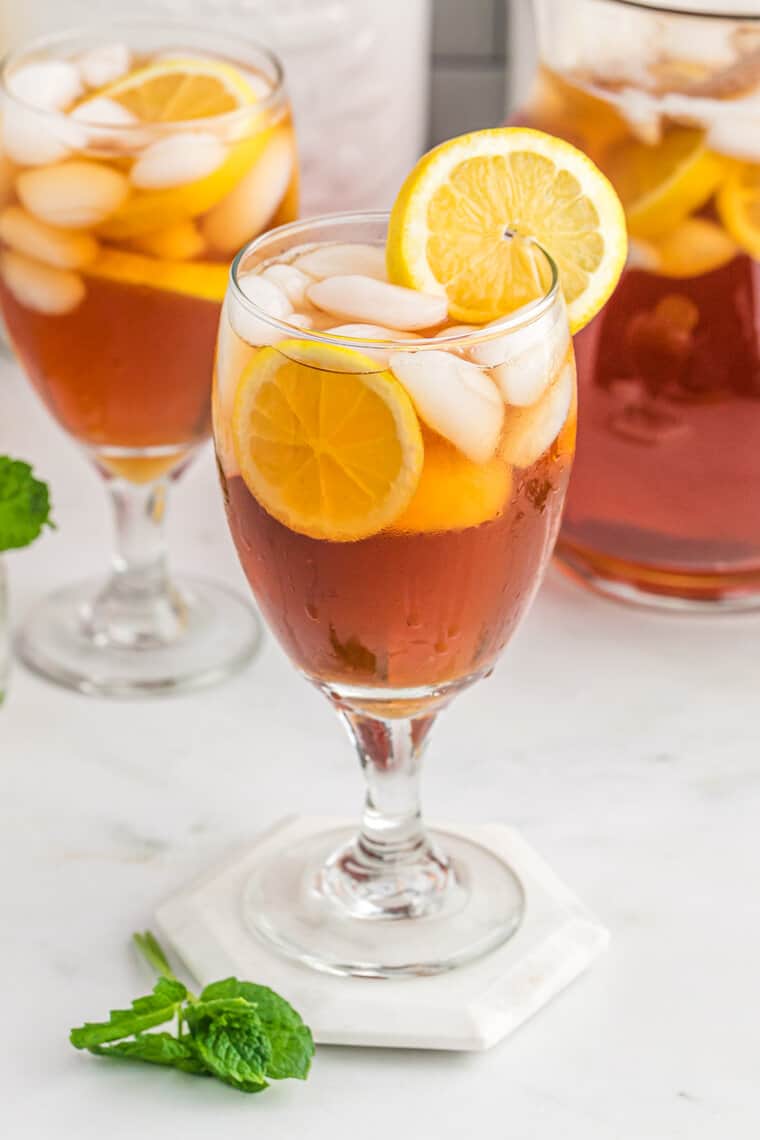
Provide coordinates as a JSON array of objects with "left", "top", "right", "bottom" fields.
[
  {"left": 244, "top": 825, "right": 525, "bottom": 978},
  {"left": 16, "top": 575, "right": 261, "bottom": 697}
]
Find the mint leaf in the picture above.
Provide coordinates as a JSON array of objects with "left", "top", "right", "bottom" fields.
[
  {"left": 70, "top": 977, "right": 187, "bottom": 1049},
  {"left": 91, "top": 1032, "right": 207, "bottom": 1075},
  {"left": 185, "top": 998, "right": 272, "bottom": 1094},
  {"left": 201, "top": 978, "right": 314, "bottom": 1080},
  {"left": 70, "top": 932, "right": 316, "bottom": 1096},
  {"left": 0, "top": 457, "right": 53, "bottom": 552}
]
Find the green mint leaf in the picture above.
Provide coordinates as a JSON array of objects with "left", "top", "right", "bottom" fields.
[
  {"left": 133, "top": 931, "right": 178, "bottom": 982},
  {"left": 70, "top": 977, "right": 187, "bottom": 1049},
  {"left": 201, "top": 978, "right": 314, "bottom": 1081},
  {"left": 91, "top": 1032, "right": 208, "bottom": 1075},
  {"left": 185, "top": 998, "right": 272, "bottom": 1094},
  {"left": 0, "top": 457, "right": 53, "bottom": 552}
]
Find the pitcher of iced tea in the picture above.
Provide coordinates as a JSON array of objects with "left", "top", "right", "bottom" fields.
[{"left": 516, "top": 0, "right": 760, "bottom": 608}]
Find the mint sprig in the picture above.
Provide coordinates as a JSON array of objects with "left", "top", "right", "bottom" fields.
[
  {"left": 0, "top": 456, "right": 54, "bottom": 552},
  {"left": 69, "top": 932, "right": 315, "bottom": 1095}
]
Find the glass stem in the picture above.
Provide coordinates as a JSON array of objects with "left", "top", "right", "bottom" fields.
[
  {"left": 110, "top": 477, "right": 170, "bottom": 595},
  {"left": 84, "top": 477, "right": 186, "bottom": 648},
  {"left": 322, "top": 707, "right": 456, "bottom": 919}
]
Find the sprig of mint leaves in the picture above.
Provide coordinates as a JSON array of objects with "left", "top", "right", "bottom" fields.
[
  {"left": 69, "top": 931, "right": 315, "bottom": 1094},
  {"left": 0, "top": 456, "right": 53, "bottom": 552}
]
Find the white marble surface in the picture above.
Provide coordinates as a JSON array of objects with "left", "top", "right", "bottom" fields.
[{"left": 2, "top": 360, "right": 759, "bottom": 1138}]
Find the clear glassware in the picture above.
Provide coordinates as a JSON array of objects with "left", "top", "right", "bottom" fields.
[
  {"left": 0, "top": 22, "right": 300, "bottom": 695},
  {"left": 513, "top": 0, "right": 760, "bottom": 609},
  {"left": 213, "top": 213, "right": 576, "bottom": 977}
]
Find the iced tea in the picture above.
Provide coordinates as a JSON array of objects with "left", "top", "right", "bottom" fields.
[
  {"left": 0, "top": 31, "right": 298, "bottom": 482},
  {"left": 215, "top": 220, "right": 575, "bottom": 700},
  {"left": 518, "top": 31, "right": 760, "bottom": 605}
]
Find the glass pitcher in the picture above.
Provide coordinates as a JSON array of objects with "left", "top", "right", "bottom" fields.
[{"left": 515, "top": 0, "right": 760, "bottom": 609}]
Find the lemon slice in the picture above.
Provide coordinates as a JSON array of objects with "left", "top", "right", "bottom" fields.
[
  {"left": 88, "top": 57, "right": 259, "bottom": 122},
  {"left": 84, "top": 248, "right": 228, "bottom": 301},
  {"left": 716, "top": 163, "right": 760, "bottom": 258},
  {"left": 387, "top": 127, "right": 627, "bottom": 332},
  {"left": 604, "top": 128, "right": 726, "bottom": 241},
  {"left": 232, "top": 340, "right": 423, "bottom": 541},
  {"left": 653, "top": 217, "right": 737, "bottom": 278},
  {"left": 392, "top": 433, "right": 512, "bottom": 534},
  {"left": 78, "top": 58, "right": 271, "bottom": 239}
]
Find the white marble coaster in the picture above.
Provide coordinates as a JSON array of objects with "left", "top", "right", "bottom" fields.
[{"left": 156, "top": 816, "right": 609, "bottom": 1051}]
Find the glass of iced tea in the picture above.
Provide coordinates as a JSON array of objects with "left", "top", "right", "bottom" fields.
[
  {"left": 516, "top": 0, "right": 760, "bottom": 608},
  {"left": 0, "top": 23, "right": 298, "bottom": 694},
  {"left": 214, "top": 211, "right": 576, "bottom": 976}
]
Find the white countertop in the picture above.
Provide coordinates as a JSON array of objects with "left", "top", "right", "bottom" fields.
[{"left": 2, "top": 360, "right": 758, "bottom": 1139}]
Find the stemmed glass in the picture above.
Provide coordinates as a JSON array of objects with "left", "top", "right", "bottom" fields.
[
  {"left": 214, "top": 213, "right": 576, "bottom": 977},
  {"left": 0, "top": 22, "right": 298, "bottom": 695}
]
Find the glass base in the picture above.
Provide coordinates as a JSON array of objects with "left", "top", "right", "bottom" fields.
[
  {"left": 16, "top": 575, "right": 261, "bottom": 697},
  {"left": 244, "top": 825, "right": 525, "bottom": 979},
  {"left": 556, "top": 541, "right": 760, "bottom": 613}
]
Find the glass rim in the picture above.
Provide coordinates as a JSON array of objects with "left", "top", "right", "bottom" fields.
[
  {"left": 229, "top": 211, "right": 562, "bottom": 354},
  {"left": 596, "top": 0, "right": 759, "bottom": 20},
  {"left": 0, "top": 18, "right": 287, "bottom": 134}
]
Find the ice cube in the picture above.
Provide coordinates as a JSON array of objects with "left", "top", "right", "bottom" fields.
[
  {"left": 308, "top": 276, "right": 447, "bottom": 331},
  {"left": 260, "top": 262, "right": 311, "bottom": 306},
  {"left": 131, "top": 132, "right": 227, "bottom": 190},
  {"left": 293, "top": 242, "right": 388, "bottom": 281},
  {"left": 17, "top": 160, "right": 130, "bottom": 228},
  {"left": 389, "top": 349, "right": 503, "bottom": 464},
  {"left": 614, "top": 87, "right": 662, "bottom": 146},
  {"left": 705, "top": 102, "right": 760, "bottom": 161},
  {"left": 469, "top": 307, "right": 570, "bottom": 407},
  {"left": 0, "top": 249, "right": 85, "bottom": 314},
  {"left": 432, "top": 324, "right": 480, "bottom": 356},
  {"left": 228, "top": 271, "right": 293, "bottom": 346},
  {"left": 7, "top": 61, "right": 82, "bottom": 110},
  {"left": 78, "top": 42, "right": 131, "bottom": 89},
  {"left": 288, "top": 312, "right": 314, "bottom": 330},
  {"left": 324, "top": 323, "right": 419, "bottom": 365},
  {"left": 0, "top": 206, "right": 99, "bottom": 269},
  {"left": 71, "top": 96, "right": 138, "bottom": 128},
  {"left": 501, "top": 358, "right": 575, "bottom": 468},
  {"left": 201, "top": 128, "right": 294, "bottom": 254},
  {"left": 2, "top": 104, "right": 86, "bottom": 166}
]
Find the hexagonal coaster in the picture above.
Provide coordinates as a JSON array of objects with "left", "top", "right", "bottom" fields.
[{"left": 156, "top": 816, "right": 608, "bottom": 1051}]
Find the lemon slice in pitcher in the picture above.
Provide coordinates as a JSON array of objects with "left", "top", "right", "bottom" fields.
[{"left": 387, "top": 127, "right": 627, "bottom": 332}]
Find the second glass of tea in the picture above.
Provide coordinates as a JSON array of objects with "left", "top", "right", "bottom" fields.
[{"left": 0, "top": 22, "right": 298, "bottom": 694}]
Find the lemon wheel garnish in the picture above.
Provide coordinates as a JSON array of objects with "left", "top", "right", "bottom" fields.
[
  {"left": 87, "top": 57, "right": 260, "bottom": 122},
  {"left": 716, "top": 164, "right": 760, "bottom": 258},
  {"left": 84, "top": 248, "right": 228, "bottom": 301},
  {"left": 387, "top": 127, "right": 627, "bottom": 333},
  {"left": 604, "top": 127, "right": 726, "bottom": 241},
  {"left": 232, "top": 340, "right": 424, "bottom": 541}
]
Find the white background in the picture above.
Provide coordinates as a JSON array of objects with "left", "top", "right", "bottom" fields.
[{"left": 2, "top": 357, "right": 759, "bottom": 1137}]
